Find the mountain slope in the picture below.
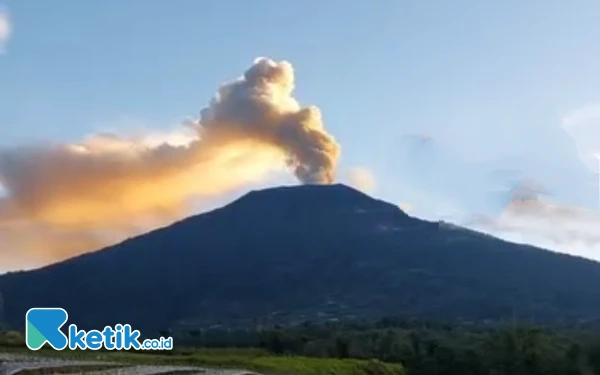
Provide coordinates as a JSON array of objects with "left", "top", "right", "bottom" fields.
[{"left": 1, "top": 184, "right": 600, "bottom": 331}]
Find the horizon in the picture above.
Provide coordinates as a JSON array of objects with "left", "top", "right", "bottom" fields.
[{"left": 1, "top": 0, "right": 600, "bottom": 271}]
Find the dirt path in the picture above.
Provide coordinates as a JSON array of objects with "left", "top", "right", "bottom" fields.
[{"left": 0, "top": 353, "right": 261, "bottom": 375}]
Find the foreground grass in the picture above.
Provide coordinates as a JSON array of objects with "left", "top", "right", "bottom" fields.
[
  {"left": 250, "top": 356, "right": 403, "bottom": 375},
  {"left": 0, "top": 344, "right": 404, "bottom": 375}
]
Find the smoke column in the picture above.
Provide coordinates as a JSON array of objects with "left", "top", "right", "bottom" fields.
[{"left": 0, "top": 57, "right": 341, "bottom": 270}]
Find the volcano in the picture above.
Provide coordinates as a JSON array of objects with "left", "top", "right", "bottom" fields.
[{"left": 1, "top": 184, "right": 600, "bottom": 331}]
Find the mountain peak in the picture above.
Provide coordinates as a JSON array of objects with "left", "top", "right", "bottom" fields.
[
  {"left": 228, "top": 183, "right": 400, "bottom": 213},
  {"left": 242, "top": 183, "right": 370, "bottom": 199}
]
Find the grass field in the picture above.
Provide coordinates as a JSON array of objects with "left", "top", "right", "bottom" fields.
[{"left": 0, "top": 332, "right": 404, "bottom": 375}]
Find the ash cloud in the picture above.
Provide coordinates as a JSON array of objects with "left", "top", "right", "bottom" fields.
[
  {"left": 198, "top": 58, "right": 340, "bottom": 184},
  {"left": 0, "top": 57, "right": 341, "bottom": 270}
]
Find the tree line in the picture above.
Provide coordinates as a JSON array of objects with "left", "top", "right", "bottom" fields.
[{"left": 161, "top": 318, "right": 600, "bottom": 375}]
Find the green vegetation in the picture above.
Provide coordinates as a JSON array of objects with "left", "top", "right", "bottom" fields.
[
  {"left": 246, "top": 319, "right": 600, "bottom": 375},
  {"left": 4, "top": 318, "right": 600, "bottom": 375},
  {"left": 0, "top": 331, "right": 403, "bottom": 375},
  {"left": 250, "top": 357, "right": 402, "bottom": 375}
]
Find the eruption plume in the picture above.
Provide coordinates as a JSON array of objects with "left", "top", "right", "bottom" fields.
[{"left": 0, "top": 57, "right": 341, "bottom": 270}]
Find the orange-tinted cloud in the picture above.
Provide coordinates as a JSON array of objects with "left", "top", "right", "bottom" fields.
[{"left": 0, "top": 58, "right": 341, "bottom": 270}]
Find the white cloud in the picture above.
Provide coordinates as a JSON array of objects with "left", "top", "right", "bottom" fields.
[
  {"left": 562, "top": 103, "right": 600, "bottom": 173},
  {"left": 0, "top": 8, "right": 11, "bottom": 53},
  {"left": 452, "top": 105, "right": 600, "bottom": 261},
  {"left": 467, "top": 193, "right": 600, "bottom": 261},
  {"left": 398, "top": 202, "right": 414, "bottom": 213},
  {"left": 347, "top": 167, "right": 377, "bottom": 194}
]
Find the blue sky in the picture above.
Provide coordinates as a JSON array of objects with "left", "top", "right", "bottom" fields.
[{"left": 1, "top": 0, "right": 600, "bottom": 268}]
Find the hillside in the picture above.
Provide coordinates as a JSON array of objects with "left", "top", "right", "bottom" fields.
[{"left": 1, "top": 184, "right": 600, "bottom": 332}]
